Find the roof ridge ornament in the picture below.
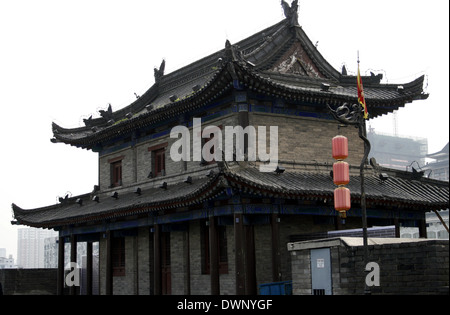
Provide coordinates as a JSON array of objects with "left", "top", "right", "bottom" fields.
[
  {"left": 224, "top": 40, "right": 240, "bottom": 82},
  {"left": 224, "top": 40, "right": 240, "bottom": 62},
  {"left": 154, "top": 59, "right": 165, "bottom": 83},
  {"left": 281, "top": 0, "right": 299, "bottom": 27},
  {"left": 99, "top": 103, "right": 113, "bottom": 120}
]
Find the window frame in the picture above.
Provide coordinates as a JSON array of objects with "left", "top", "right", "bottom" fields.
[
  {"left": 148, "top": 143, "right": 168, "bottom": 177},
  {"left": 108, "top": 156, "right": 124, "bottom": 188},
  {"left": 154, "top": 148, "right": 166, "bottom": 177}
]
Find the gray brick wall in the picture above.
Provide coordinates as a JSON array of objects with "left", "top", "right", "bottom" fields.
[
  {"left": 170, "top": 230, "right": 186, "bottom": 295},
  {"left": 137, "top": 227, "right": 151, "bottom": 295},
  {"left": 290, "top": 239, "right": 449, "bottom": 295},
  {"left": 0, "top": 269, "right": 59, "bottom": 295},
  {"left": 254, "top": 225, "right": 272, "bottom": 286},
  {"left": 98, "top": 114, "right": 238, "bottom": 192},
  {"left": 98, "top": 111, "right": 360, "bottom": 193},
  {"left": 250, "top": 112, "right": 364, "bottom": 166}
]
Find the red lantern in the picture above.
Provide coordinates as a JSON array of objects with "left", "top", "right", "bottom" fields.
[
  {"left": 333, "top": 161, "right": 350, "bottom": 186},
  {"left": 334, "top": 187, "right": 351, "bottom": 212},
  {"left": 332, "top": 135, "right": 351, "bottom": 218},
  {"left": 332, "top": 136, "right": 348, "bottom": 160}
]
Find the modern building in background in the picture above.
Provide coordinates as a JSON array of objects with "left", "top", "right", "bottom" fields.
[
  {"left": 17, "top": 228, "right": 58, "bottom": 268},
  {"left": 0, "top": 248, "right": 15, "bottom": 269},
  {"left": 367, "top": 127, "right": 428, "bottom": 171},
  {"left": 44, "top": 236, "right": 100, "bottom": 269},
  {"left": 0, "top": 256, "right": 15, "bottom": 269},
  {"left": 43, "top": 236, "right": 59, "bottom": 268}
]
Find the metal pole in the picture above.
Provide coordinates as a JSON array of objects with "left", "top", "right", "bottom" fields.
[
  {"left": 328, "top": 102, "right": 372, "bottom": 295},
  {"left": 359, "top": 118, "right": 371, "bottom": 295}
]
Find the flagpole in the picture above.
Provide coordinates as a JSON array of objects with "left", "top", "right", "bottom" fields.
[{"left": 358, "top": 52, "right": 371, "bottom": 295}]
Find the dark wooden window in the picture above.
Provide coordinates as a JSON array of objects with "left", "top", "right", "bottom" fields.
[
  {"left": 154, "top": 148, "right": 166, "bottom": 177},
  {"left": 201, "top": 221, "right": 228, "bottom": 274},
  {"left": 112, "top": 237, "right": 125, "bottom": 277},
  {"left": 111, "top": 161, "right": 122, "bottom": 187},
  {"left": 148, "top": 143, "right": 168, "bottom": 178}
]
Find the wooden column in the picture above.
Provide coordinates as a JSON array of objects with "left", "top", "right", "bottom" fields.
[
  {"left": 86, "top": 241, "right": 93, "bottom": 295},
  {"left": 153, "top": 224, "right": 162, "bottom": 295},
  {"left": 271, "top": 213, "right": 282, "bottom": 282},
  {"left": 394, "top": 218, "right": 401, "bottom": 238},
  {"left": 209, "top": 217, "right": 220, "bottom": 295},
  {"left": 57, "top": 236, "right": 65, "bottom": 295},
  {"left": 148, "top": 227, "right": 154, "bottom": 295},
  {"left": 335, "top": 215, "right": 344, "bottom": 231},
  {"left": 184, "top": 228, "right": 191, "bottom": 295},
  {"left": 245, "top": 224, "right": 256, "bottom": 295},
  {"left": 70, "top": 234, "right": 77, "bottom": 295},
  {"left": 418, "top": 218, "right": 428, "bottom": 239},
  {"left": 105, "top": 231, "right": 113, "bottom": 295},
  {"left": 134, "top": 235, "right": 139, "bottom": 295},
  {"left": 234, "top": 213, "right": 245, "bottom": 295}
]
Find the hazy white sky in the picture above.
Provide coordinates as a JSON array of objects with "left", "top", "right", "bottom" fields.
[{"left": 1, "top": 0, "right": 448, "bottom": 259}]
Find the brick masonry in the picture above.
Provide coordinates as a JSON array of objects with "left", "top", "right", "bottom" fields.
[
  {"left": 0, "top": 269, "right": 60, "bottom": 295},
  {"left": 93, "top": 214, "right": 358, "bottom": 295},
  {"left": 250, "top": 112, "right": 365, "bottom": 166},
  {"left": 98, "top": 111, "right": 363, "bottom": 192},
  {"left": 289, "top": 238, "right": 449, "bottom": 295}
]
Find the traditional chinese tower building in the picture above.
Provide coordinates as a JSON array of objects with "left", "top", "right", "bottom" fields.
[{"left": 12, "top": 2, "right": 449, "bottom": 295}]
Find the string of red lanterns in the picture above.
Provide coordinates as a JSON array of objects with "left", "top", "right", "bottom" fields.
[{"left": 332, "top": 136, "right": 351, "bottom": 221}]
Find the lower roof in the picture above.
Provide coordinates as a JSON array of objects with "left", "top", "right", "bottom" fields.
[{"left": 12, "top": 162, "right": 449, "bottom": 230}]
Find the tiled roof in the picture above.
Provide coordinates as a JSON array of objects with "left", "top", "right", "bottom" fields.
[
  {"left": 51, "top": 17, "right": 428, "bottom": 149},
  {"left": 12, "top": 164, "right": 449, "bottom": 229},
  {"left": 225, "top": 166, "right": 449, "bottom": 209},
  {"left": 12, "top": 173, "right": 225, "bottom": 229}
]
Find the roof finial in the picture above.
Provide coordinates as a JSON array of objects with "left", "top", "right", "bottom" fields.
[
  {"left": 224, "top": 40, "right": 239, "bottom": 62},
  {"left": 281, "top": 0, "right": 299, "bottom": 27},
  {"left": 154, "top": 59, "right": 165, "bottom": 83}
]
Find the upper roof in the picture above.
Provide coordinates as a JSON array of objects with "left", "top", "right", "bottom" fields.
[
  {"left": 12, "top": 161, "right": 449, "bottom": 229},
  {"left": 51, "top": 3, "right": 428, "bottom": 150}
]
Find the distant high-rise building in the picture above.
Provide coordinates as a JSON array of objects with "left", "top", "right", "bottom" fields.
[
  {"left": 17, "top": 228, "right": 58, "bottom": 268},
  {"left": 44, "top": 236, "right": 59, "bottom": 268},
  {"left": 368, "top": 128, "right": 428, "bottom": 171},
  {"left": 0, "top": 248, "right": 6, "bottom": 258}
]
